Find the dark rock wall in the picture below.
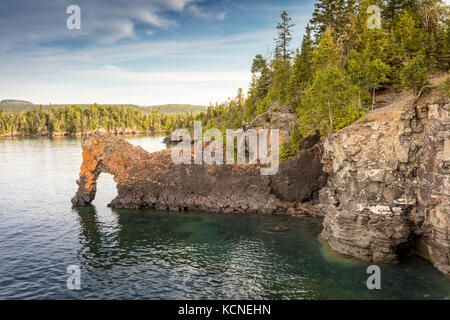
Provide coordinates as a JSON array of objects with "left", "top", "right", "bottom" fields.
[{"left": 270, "top": 142, "right": 327, "bottom": 202}]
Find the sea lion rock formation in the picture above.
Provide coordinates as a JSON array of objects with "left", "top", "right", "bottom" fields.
[{"left": 71, "top": 133, "right": 327, "bottom": 214}]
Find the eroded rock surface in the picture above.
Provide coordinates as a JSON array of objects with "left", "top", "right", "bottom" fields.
[
  {"left": 243, "top": 104, "right": 298, "bottom": 146},
  {"left": 72, "top": 133, "right": 327, "bottom": 215},
  {"left": 320, "top": 90, "right": 450, "bottom": 275}
]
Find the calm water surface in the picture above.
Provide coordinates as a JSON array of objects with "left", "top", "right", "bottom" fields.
[{"left": 0, "top": 136, "right": 449, "bottom": 299}]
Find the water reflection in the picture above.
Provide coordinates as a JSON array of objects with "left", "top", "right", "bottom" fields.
[
  {"left": 69, "top": 205, "right": 450, "bottom": 299},
  {"left": 73, "top": 205, "right": 101, "bottom": 257},
  {"left": 70, "top": 204, "right": 327, "bottom": 299}
]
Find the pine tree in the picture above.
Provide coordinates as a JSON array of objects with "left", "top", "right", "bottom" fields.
[
  {"left": 312, "top": 28, "right": 340, "bottom": 71},
  {"left": 275, "top": 11, "right": 295, "bottom": 61},
  {"left": 268, "top": 47, "right": 292, "bottom": 104},
  {"left": 382, "top": 0, "right": 420, "bottom": 23},
  {"left": 419, "top": 0, "right": 450, "bottom": 70},
  {"left": 245, "top": 54, "right": 272, "bottom": 120},
  {"left": 435, "top": 22, "right": 450, "bottom": 70},
  {"left": 310, "top": 0, "right": 338, "bottom": 38},
  {"left": 401, "top": 53, "right": 428, "bottom": 94},
  {"left": 298, "top": 65, "right": 362, "bottom": 136},
  {"left": 386, "top": 9, "right": 426, "bottom": 82},
  {"left": 310, "top": 0, "right": 355, "bottom": 40},
  {"left": 290, "top": 24, "right": 314, "bottom": 105},
  {"left": 347, "top": 49, "right": 390, "bottom": 108}
]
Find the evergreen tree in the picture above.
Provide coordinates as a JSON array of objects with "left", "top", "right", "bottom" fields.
[
  {"left": 267, "top": 47, "right": 292, "bottom": 105},
  {"left": 400, "top": 53, "right": 428, "bottom": 94},
  {"left": 245, "top": 54, "right": 272, "bottom": 120},
  {"left": 385, "top": 9, "right": 426, "bottom": 83},
  {"left": 312, "top": 28, "right": 341, "bottom": 71},
  {"left": 298, "top": 65, "right": 362, "bottom": 136},
  {"left": 275, "top": 11, "right": 295, "bottom": 61},
  {"left": 290, "top": 24, "right": 314, "bottom": 105},
  {"left": 347, "top": 49, "right": 390, "bottom": 108},
  {"left": 419, "top": 0, "right": 450, "bottom": 70},
  {"left": 382, "top": 0, "right": 419, "bottom": 23},
  {"left": 310, "top": 0, "right": 356, "bottom": 41},
  {"left": 310, "top": 0, "right": 340, "bottom": 37}
]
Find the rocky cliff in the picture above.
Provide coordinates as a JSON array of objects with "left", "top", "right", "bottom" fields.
[
  {"left": 319, "top": 89, "right": 450, "bottom": 275},
  {"left": 71, "top": 133, "right": 327, "bottom": 215}
]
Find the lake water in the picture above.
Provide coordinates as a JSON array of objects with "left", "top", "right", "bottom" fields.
[{"left": 0, "top": 136, "right": 449, "bottom": 299}]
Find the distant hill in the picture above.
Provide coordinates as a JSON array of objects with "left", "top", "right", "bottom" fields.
[
  {"left": 0, "top": 102, "right": 208, "bottom": 114},
  {"left": 140, "top": 104, "right": 209, "bottom": 114},
  {"left": 0, "top": 99, "right": 34, "bottom": 109}
]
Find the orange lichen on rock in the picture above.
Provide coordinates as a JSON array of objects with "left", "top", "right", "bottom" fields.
[{"left": 78, "top": 139, "right": 104, "bottom": 192}]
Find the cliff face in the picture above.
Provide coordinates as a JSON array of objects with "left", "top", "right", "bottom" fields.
[
  {"left": 320, "top": 91, "right": 450, "bottom": 275},
  {"left": 71, "top": 134, "right": 327, "bottom": 215}
]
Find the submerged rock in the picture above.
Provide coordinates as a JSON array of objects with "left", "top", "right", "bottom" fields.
[{"left": 267, "top": 226, "right": 289, "bottom": 232}]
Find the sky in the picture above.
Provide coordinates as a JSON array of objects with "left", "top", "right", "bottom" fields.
[{"left": 0, "top": 0, "right": 314, "bottom": 106}]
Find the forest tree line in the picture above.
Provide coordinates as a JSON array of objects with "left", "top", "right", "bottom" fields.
[
  {"left": 0, "top": 101, "right": 245, "bottom": 137},
  {"left": 0, "top": 103, "right": 208, "bottom": 114},
  {"left": 242, "top": 0, "right": 450, "bottom": 158},
  {"left": 1, "top": 0, "right": 449, "bottom": 144},
  {"left": 186, "top": 0, "right": 450, "bottom": 159},
  {"left": 0, "top": 104, "right": 199, "bottom": 136}
]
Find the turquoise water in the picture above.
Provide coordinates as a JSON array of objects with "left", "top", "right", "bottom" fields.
[{"left": 0, "top": 136, "right": 449, "bottom": 299}]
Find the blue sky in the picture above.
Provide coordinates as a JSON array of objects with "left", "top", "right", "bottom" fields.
[{"left": 0, "top": 0, "right": 314, "bottom": 105}]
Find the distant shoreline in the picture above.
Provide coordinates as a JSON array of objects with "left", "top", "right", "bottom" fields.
[
  {"left": 0, "top": 103, "right": 209, "bottom": 114},
  {"left": 0, "top": 130, "right": 166, "bottom": 138}
]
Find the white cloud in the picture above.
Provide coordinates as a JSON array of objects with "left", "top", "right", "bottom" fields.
[
  {"left": 135, "top": 10, "right": 177, "bottom": 28},
  {"left": 0, "top": 0, "right": 203, "bottom": 49},
  {"left": 188, "top": 4, "right": 226, "bottom": 20},
  {"left": 0, "top": 30, "right": 273, "bottom": 105},
  {"left": 77, "top": 65, "right": 250, "bottom": 83},
  {"left": 101, "top": 20, "right": 137, "bottom": 43},
  {"left": 0, "top": 74, "right": 250, "bottom": 106},
  {"left": 158, "top": 0, "right": 195, "bottom": 12},
  {"left": 0, "top": 29, "right": 275, "bottom": 75},
  {"left": 0, "top": 1, "right": 282, "bottom": 105}
]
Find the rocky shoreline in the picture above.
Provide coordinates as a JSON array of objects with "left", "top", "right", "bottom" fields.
[
  {"left": 71, "top": 89, "right": 449, "bottom": 276},
  {"left": 0, "top": 128, "right": 165, "bottom": 138}
]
